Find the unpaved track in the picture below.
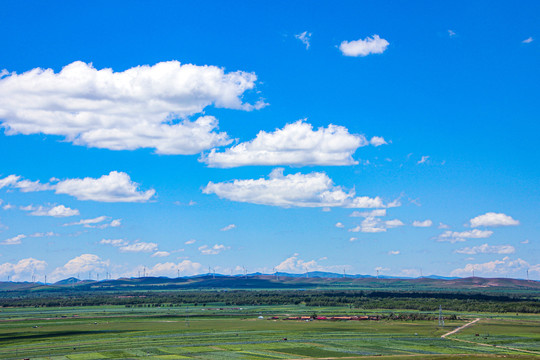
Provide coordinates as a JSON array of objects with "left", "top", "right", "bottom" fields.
[
  {"left": 442, "top": 318, "right": 540, "bottom": 356},
  {"left": 441, "top": 318, "right": 480, "bottom": 338}
]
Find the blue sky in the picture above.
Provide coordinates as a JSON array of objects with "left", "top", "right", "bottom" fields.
[{"left": 0, "top": 1, "right": 538, "bottom": 281}]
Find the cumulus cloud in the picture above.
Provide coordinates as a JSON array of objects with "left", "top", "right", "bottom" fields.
[
  {"left": 119, "top": 241, "right": 158, "bottom": 253},
  {"left": 388, "top": 250, "right": 400, "bottom": 255},
  {"left": 203, "top": 168, "right": 384, "bottom": 208},
  {"left": 1, "top": 234, "right": 26, "bottom": 245},
  {"left": 0, "top": 61, "right": 266, "bottom": 154},
  {"left": 349, "top": 209, "right": 403, "bottom": 233},
  {"left": 202, "top": 121, "right": 380, "bottom": 167},
  {"left": 54, "top": 171, "right": 155, "bottom": 202},
  {"left": 220, "top": 224, "right": 236, "bottom": 231},
  {"left": 349, "top": 237, "right": 358, "bottom": 242},
  {"left": 295, "top": 31, "right": 311, "bottom": 49},
  {"left": 339, "top": 35, "right": 389, "bottom": 57},
  {"left": 455, "top": 243, "right": 515, "bottom": 255},
  {"left": 275, "top": 254, "right": 350, "bottom": 273},
  {"left": 185, "top": 239, "right": 196, "bottom": 245},
  {"left": 522, "top": 37, "right": 533, "bottom": 43},
  {"left": 369, "top": 136, "right": 388, "bottom": 146},
  {"left": 413, "top": 219, "right": 432, "bottom": 227},
  {"left": 335, "top": 222, "right": 345, "bottom": 228},
  {"left": 27, "top": 204, "right": 79, "bottom": 217},
  {"left": 0, "top": 171, "right": 155, "bottom": 203},
  {"left": 51, "top": 254, "right": 109, "bottom": 281},
  {"left": 437, "top": 229, "right": 493, "bottom": 243},
  {"left": 450, "top": 257, "right": 530, "bottom": 277},
  {"left": 351, "top": 209, "right": 386, "bottom": 217},
  {"left": 469, "top": 212, "right": 519, "bottom": 227},
  {"left": 0, "top": 258, "right": 47, "bottom": 281},
  {"left": 1, "top": 232, "right": 56, "bottom": 245},
  {"left": 100, "top": 238, "right": 128, "bottom": 246},
  {"left": 144, "top": 260, "right": 202, "bottom": 277},
  {"left": 438, "top": 222, "right": 450, "bottom": 229},
  {"left": 99, "top": 238, "right": 157, "bottom": 253},
  {"left": 0, "top": 175, "right": 52, "bottom": 192},
  {"left": 198, "top": 244, "right": 230, "bottom": 255}
]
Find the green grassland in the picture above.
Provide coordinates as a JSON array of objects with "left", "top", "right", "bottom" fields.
[{"left": 1, "top": 305, "right": 539, "bottom": 359}]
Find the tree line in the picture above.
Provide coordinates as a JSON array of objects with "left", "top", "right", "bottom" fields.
[{"left": 0, "top": 289, "right": 538, "bottom": 313}]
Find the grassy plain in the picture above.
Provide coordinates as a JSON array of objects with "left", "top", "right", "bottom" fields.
[{"left": 1, "top": 305, "right": 539, "bottom": 359}]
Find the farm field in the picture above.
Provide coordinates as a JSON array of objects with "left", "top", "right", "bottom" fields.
[{"left": 1, "top": 305, "right": 539, "bottom": 359}]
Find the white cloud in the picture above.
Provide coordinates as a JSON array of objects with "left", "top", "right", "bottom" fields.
[
  {"left": 369, "top": 136, "right": 387, "bottom": 146},
  {"left": 521, "top": 239, "right": 529, "bottom": 244},
  {"left": 522, "top": 37, "right": 533, "bottom": 43},
  {"left": 185, "top": 239, "right": 196, "bottom": 245},
  {"left": 450, "top": 257, "right": 529, "bottom": 277},
  {"left": 349, "top": 237, "right": 358, "bottom": 242},
  {"left": 437, "top": 229, "right": 493, "bottom": 243},
  {"left": 145, "top": 260, "right": 202, "bottom": 277},
  {"left": 51, "top": 254, "right": 109, "bottom": 281},
  {"left": 0, "top": 61, "right": 266, "bottom": 154},
  {"left": 438, "top": 222, "right": 450, "bottom": 229},
  {"left": 1, "top": 232, "right": 55, "bottom": 245},
  {"left": 100, "top": 238, "right": 158, "bottom": 253},
  {"left": 448, "top": 30, "right": 456, "bottom": 37},
  {"left": 0, "top": 175, "right": 52, "bottom": 192},
  {"left": 28, "top": 205, "right": 79, "bottom": 217},
  {"left": 388, "top": 250, "right": 400, "bottom": 255},
  {"left": 0, "top": 171, "right": 155, "bottom": 203},
  {"left": 203, "top": 168, "right": 384, "bottom": 208},
  {"left": 339, "top": 35, "right": 389, "bottom": 57},
  {"left": 413, "top": 219, "right": 433, "bottom": 227},
  {"left": 119, "top": 241, "right": 158, "bottom": 253},
  {"left": 385, "top": 219, "right": 404, "bottom": 228},
  {"left": 417, "top": 155, "right": 429, "bottom": 164},
  {"left": 469, "top": 212, "right": 519, "bottom": 227},
  {"left": 198, "top": 244, "right": 230, "bottom": 255},
  {"left": 100, "top": 238, "right": 128, "bottom": 247},
  {"left": 65, "top": 216, "right": 108, "bottom": 227},
  {"left": 350, "top": 209, "right": 386, "bottom": 217},
  {"left": 335, "top": 222, "right": 345, "bottom": 228},
  {"left": 275, "top": 254, "right": 350, "bottom": 273},
  {"left": 0, "top": 258, "right": 47, "bottom": 281},
  {"left": 202, "top": 121, "right": 378, "bottom": 168},
  {"left": 106, "top": 218, "right": 119, "bottom": 226},
  {"left": 295, "top": 31, "right": 311, "bottom": 49},
  {"left": 455, "top": 243, "right": 515, "bottom": 255},
  {"left": 3, "top": 203, "right": 14, "bottom": 210},
  {"left": 220, "top": 224, "right": 236, "bottom": 231},
  {"left": 55, "top": 171, "right": 155, "bottom": 202},
  {"left": 350, "top": 217, "right": 404, "bottom": 233},
  {"left": 1, "top": 234, "right": 26, "bottom": 245},
  {"left": 152, "top": 251, "right": 171, "bottom": 258}
]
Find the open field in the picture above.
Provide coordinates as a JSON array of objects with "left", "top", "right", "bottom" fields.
[{"left": 1, "top": 305, "right": 539, "bottom": 359}]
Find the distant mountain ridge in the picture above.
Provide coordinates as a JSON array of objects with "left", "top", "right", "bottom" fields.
[{"left": 0, "top": 272, "right": 537, "bottom": 293}]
